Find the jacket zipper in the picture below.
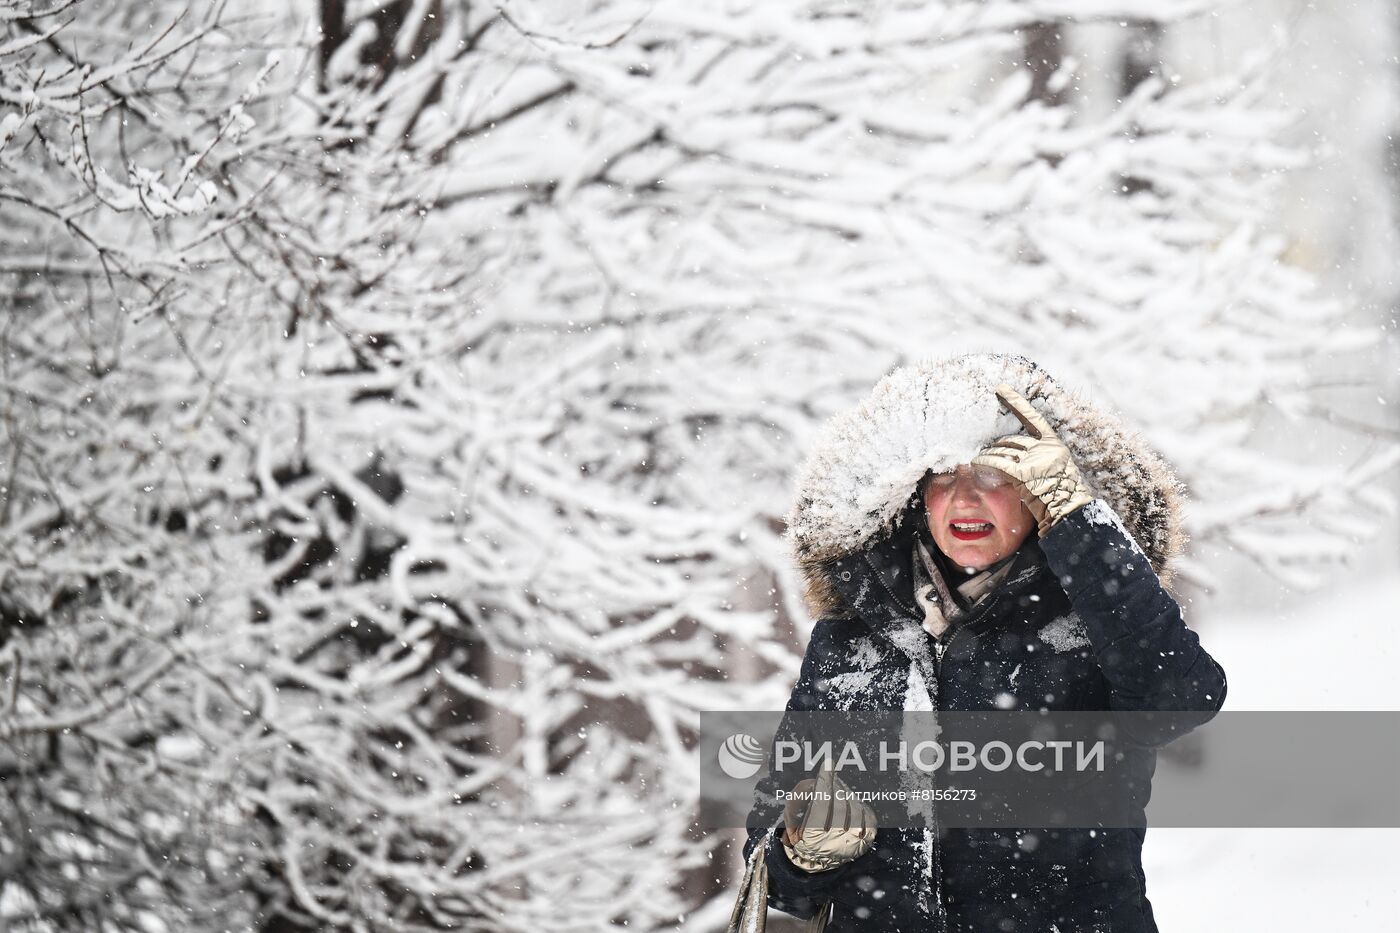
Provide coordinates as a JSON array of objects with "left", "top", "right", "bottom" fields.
[
  {"left": 927, "top": 638, "right": 949, "bottom": 933},
  {"left": 862, "top": 549, "right": 1038, "bottom": 931},
  {"left": 926, "top": 628, "right": 960, "bottom": 932}
]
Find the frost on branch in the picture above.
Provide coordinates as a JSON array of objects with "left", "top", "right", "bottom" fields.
[{"left": 0, "top": 1, "right": 1387, "bottom": 931}]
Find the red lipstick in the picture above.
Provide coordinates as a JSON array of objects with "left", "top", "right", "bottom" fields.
[{"left": 949, "top": 520, "right": 994, "bottom": 541}]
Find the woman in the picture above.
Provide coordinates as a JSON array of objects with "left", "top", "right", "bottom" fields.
[{"left": 740, "top": 353, "right": 1227, "bottom": 933}]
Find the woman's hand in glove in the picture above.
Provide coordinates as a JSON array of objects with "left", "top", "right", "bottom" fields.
[
  {"left": 781, "top": 765, "right": 877, "bottom": 873},
  {"left": 973, "top": 384, "right": 1093, "bottom": 536}
]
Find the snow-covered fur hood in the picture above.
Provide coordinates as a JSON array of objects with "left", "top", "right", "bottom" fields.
[{"left": 788, "top": 353, "right": 1184, "bottom": 618}]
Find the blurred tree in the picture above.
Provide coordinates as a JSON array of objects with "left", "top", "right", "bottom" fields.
[
  {"left": 0, "top": 1, "right": 1391, "bottom": 931},
  {"left": 1024, "top": 21, "right": 1068, "bottom": 108}
]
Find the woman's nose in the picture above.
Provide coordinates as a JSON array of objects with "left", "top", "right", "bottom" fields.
[{"left": 950, "top": 474, "right": 982, "bottom": 504}]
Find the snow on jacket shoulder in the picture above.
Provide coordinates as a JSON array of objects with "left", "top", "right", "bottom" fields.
[{"left": 742, "top": 353, "right": 1226, "bottom": 933}]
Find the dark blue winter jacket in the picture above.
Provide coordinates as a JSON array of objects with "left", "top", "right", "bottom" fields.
[{"left": 743, "top": 499, "right": 1227, "bottom": 933}]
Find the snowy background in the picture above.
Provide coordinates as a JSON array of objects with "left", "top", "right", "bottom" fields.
[{"left": 0, "top": 0, "right": 1397, "bottom": 930}]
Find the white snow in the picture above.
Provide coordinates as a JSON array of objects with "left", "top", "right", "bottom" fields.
[
  {"left": 9, "top": 1, "right": 1397, "bottom": 930},
  {"left": 902, "top": 663, "right": 934, "bottom": 715},
  {"left": 1037, "top": 612, "right": 1091, "bottom": 653},
  {"left": 788, "top": 357, "right": 1030, "bottom": 560},
  {"left": 1143, "top": 572, "right": 1400, "bottom": 930},
  {"left": 1080, "top": 498, "right": 1148, "bottom": 559},
  {"left": 848, "top": 635, "right": 883, "bottom": 671},
  {"left": 823, "top": 670, "right": 877, "bottom": 708}
]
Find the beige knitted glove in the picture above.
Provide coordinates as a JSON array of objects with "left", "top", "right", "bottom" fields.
[
  {"left": 972, "top": 384, "right": 1093, "bottom": 536},
  {"left": 781, "top": 765, "right": 877, "bottom": 873}
]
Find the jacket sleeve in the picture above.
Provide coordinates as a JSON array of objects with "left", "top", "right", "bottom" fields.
[
  {"left": 1039, "top": 500, "right": 1227, "bottom": 736},
  {"left": 741, "top": 619, "right": 862, "bottom": 921}
]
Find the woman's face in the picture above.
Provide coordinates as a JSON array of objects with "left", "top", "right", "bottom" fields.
[{"left": 922, "top": 465, "right": 1035, "bottom": 571}]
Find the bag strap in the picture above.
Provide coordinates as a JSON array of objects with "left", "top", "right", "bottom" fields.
[
  {"left": 727, "top": 827, "right": 775, "bottom": 933},
  {"left": 729, "top": 826, "right": 835, "bottom": 933}
]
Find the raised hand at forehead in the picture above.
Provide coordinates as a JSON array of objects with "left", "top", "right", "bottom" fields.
[
  {"left": 996, "top": 384, "right": 1052, "bottom": 440},
  {"left": 972, "top": 384, "right": 1092, "bottom": 535}
]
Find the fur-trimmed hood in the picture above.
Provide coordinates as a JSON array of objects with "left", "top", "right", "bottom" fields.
[{"left": 787, "top": 353, "right": 1184, "bottom": 618}]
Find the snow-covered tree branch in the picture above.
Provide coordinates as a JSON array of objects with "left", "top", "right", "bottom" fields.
[{"left": 0, "top": 0, "right": 1390, "bottom": 930}]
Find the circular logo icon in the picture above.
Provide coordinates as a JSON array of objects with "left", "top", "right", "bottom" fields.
[{"left": 717, "top": 733, "right": 766, "bottom": 779}]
